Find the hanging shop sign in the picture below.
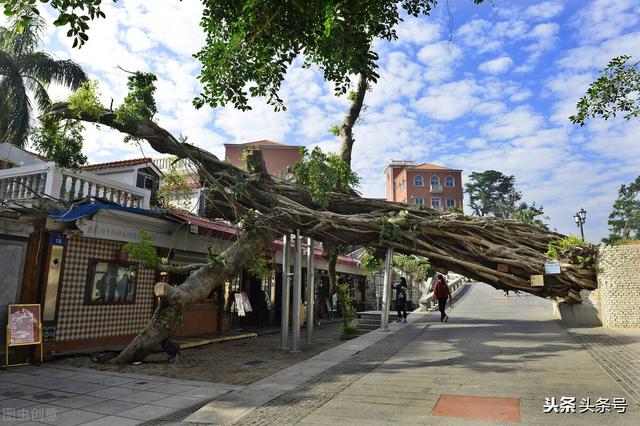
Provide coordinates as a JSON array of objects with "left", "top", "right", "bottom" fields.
[{"left": 241, "top": 291, "right": 253, "bottom": 313}]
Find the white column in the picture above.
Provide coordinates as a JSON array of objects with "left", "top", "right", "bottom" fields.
[
  {"left": 291, "top": 230, "right": 302, "bottom": 352},
  {"left": 380, "top": 248, "right": 394, "bottom": 331},
  {"left": 280, "top": 234, "right": 290, "bottom": 350},
  {"left": 306, "top": 237, "right": 315, "bottom": 344}
]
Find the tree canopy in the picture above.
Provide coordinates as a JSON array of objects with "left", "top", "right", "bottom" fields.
[
  {"left": 571, "top": 55, "right": 640, "bottom": 126},
  {"left": 3, "top": 0, "right": 484, "bottom": 112}
]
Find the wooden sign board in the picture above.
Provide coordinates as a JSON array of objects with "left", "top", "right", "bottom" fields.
[
  {"left": 497, "top": 263, "right": 509, "bottom": 273},
  {"left": 8, "top": 304, "right": 41, "bottom": 346},
  {"left": 530, "top": 275, "right": 544, "bottom": 287}
]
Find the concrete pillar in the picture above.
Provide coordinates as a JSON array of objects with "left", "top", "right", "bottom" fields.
[
  {"left": 380, "top": 248, "right": 394, "bottom": 331},
  {"left": 280, "top": 233, "right": 290, "bottom": 350},
  {"left": 291, "top": 230, "right": 302, "bottom": 352},
  {"left": 306, "top": 237, "right": 315, "bottom": 344}
]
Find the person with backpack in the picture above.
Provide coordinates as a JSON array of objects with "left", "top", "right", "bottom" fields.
[
  {"left": 433, "top": 274, "right": 452, "bottom": 322},
  {"left": 393, "top": 277, "right": 409, "bottom": 323}
]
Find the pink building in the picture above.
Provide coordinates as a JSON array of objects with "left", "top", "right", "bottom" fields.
[
  {"left": 224, "top": 140, "right": 302, "bottom": 177},
  {"left": 385, "top": 160, "right": 463, "bottom": 210}
]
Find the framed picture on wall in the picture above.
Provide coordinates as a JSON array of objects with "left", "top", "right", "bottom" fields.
[{"left": 86, "top": 260, "right": 137, "bottom": 304}]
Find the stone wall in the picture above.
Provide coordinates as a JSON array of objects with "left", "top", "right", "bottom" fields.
[{"left": 597, "top": 244, "right": 640, "bottom": 328}]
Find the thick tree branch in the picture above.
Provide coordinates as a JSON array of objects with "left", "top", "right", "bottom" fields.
[{"left": 339, "top": 74, "right": 368, "bottom": 167}]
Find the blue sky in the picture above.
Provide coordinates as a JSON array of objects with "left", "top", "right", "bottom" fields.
[{"left": 3, "top": 0, "right": 640, "bottom": 242}]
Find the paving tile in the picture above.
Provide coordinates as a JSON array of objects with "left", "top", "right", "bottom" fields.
[
  {"left": 54, "top": 381, "right": 105, "bottom": 395},
  {"left": 179, "top": 387, "right": 229, "bottom": 399},
  {"left": 146, "top": 383, "right": 197, "bottom": 394},
  {"left": 80, "top": 415, "right": 142, "bottom": 426},
  {"left": 117, "top": 404, "right": 175, "bottom": 421},
  {"left": 20, "top": 390, "right": 75, "bottom": 403},
  {"left": 114, "top": 391, "right": 167, "bottom": 404},
  {"left": 88, "top": 387, "right": 135, "bottom": 399},
  {"left": 119, "top": 380, "right": 166, "bottom": 391},
  {"left": 36, "top": 409, "right": 104, "bottom": 426},
  {"left": 149, "top": 395, "right": 206, "bottom": 409},
  {"left": 81, "top": 399, "right": 139, "bottom": 415},
  {"left": 47, "top": 395, "right": 104, "bottom": 410}
]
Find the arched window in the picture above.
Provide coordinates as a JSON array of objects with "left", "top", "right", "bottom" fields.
[
  {"left": 445, "top": 176, "right": 455, "bottom": 187},
  {"left": 430, "top": 176, "right": 440, "bottom": 187},
  {"left": 414, "top": 175, "right": 424, "bottom": 187}
]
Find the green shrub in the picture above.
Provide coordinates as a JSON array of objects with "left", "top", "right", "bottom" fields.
[
  {"left": 341, "top": 321, "right": 358, "bottom": 336},
  {"left": 546, "top": 235, "right": 598, "bottom": 269}
]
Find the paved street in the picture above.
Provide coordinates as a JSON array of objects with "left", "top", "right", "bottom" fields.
[
  {"left": 2, "top": 282, "right": 639, "bottom": 425},
  {"left": 194, "top": 282, "right": 639, "bottom": 425}
]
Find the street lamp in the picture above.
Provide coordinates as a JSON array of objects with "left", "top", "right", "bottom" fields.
[{"left": 574, "top": 208, "right": 587, "bottom": 240}]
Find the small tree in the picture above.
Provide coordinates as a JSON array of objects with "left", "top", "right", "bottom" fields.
[
  {"left": 465, "top": 170, "right": 523, "bottom": 218},
  {"left": 603, "top": 176, "right": 640, "bottom": 245}
]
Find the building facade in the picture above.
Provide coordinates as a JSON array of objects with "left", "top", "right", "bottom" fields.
[{"left": 385, "top": 160, "right": 463, "bottom": 210}]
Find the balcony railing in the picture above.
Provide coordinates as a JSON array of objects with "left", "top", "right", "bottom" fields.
[
  {"left": 430, "top": 184, "right": 443, "bottom": 193},
  {"left": 0, "top": 163, "right": 150, "bottom": 209}
]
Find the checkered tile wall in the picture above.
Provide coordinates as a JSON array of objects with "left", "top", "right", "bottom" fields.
[{"left": 56, "top": 236, "right": 156, "bottom": 341}]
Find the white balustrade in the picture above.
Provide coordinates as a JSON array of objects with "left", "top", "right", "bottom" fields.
[{"left": 0, "top": 163, "right": 150, "bottom": 209}]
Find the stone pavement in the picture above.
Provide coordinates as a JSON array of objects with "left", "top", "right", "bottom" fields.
[
  {"left": 186, "top": 282, "right": 639, "bottom": 425},
  {"left": 53, "top": 321, "right": 344, "bottom": 386},
  {"left": 0, "top": 364, "right": 237, "bottom": 425}
]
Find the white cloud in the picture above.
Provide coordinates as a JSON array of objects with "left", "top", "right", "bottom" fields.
[
  {"left": 523, "top": 2, "right": 564, "bottom": 20},
  {"left": 414, "top": 79, "right": 479, "bottom": 121},
  {"left": 479, "top": 56, "right": 513, "bottom": 74},
  {"left": 480, "top": 106, "right": 545, "bottom": 140},
  {"left": 214, "top": 101, "right": 293, "bottom": 143},
  {"left": 571, "top": 0, "right": 640, "bottom": 44},
  {"left": 394, "top": 17, "right": 441, "bottom": 45},
  {"left": 557, "top": 32, "right": 640, "bottom": 71},
  {"left": 416, "top": 42, "right": 463, "bottom": 83},
  {"left": 124, "top": 27, "right": 154, "bottom": 52}
]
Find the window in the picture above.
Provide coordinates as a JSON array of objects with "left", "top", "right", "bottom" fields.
[
  {"left": 415, "top": 197, "right": 424, "bottom": 206},
  {"left": 430, "top": 176, "right": 440, "bottom": 187},
  {"left": 445, "top": 176, "right": 455, "bottom": 187},
  {"left": 431, "top": 197, "right": 441, "bottom": 209},
  {"left": 447, "top": 198, "right": 456, "bottom": 208},
  {"left": 414, "top": 176, "right": 424, "bottom": 187},
  {"left": 86, "top": 260, "right": 137, "bottom": 304}
]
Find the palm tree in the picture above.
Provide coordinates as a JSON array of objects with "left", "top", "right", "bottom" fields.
[{"left": 0, "top": 14, "right": 87, "bottom": 147}]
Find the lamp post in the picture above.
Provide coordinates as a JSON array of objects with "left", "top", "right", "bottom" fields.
[{"left": 574, "top": 208, "right": 587, "bottom": 240}]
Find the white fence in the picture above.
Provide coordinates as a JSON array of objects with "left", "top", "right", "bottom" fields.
[{"left": 0, "top": 163, "right": 150, "bottom": 209}]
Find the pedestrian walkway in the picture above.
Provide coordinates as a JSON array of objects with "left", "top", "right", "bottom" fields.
[
  {"left": 215, "top": 283, "right": 639, "bottom": 425},
  {"left": 0, "top": 365, "right": 237, "bottom": 425}
]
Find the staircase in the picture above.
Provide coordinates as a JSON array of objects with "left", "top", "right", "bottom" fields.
[{"left": 355, "top": 311, "right": 402, "bottom": 335}]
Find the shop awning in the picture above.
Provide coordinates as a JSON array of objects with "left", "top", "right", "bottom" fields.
[
  {"left": 169, "top": 213, "right": 238, "bottom": 240},
  {"left": 49, "top": 203, "right": 163, "bottom": 222}
]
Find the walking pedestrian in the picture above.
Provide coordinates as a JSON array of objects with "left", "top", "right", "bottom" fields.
[
  {"left": 433, "top": 274, "right": 452, "bottom": 322},
  {"left": 393, "top": 277, "right": 409, "bottom": 323}
]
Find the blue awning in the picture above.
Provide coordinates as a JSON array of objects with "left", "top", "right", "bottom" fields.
[{"left": 49, "top": 203, "right": 164, "bottom": 222}]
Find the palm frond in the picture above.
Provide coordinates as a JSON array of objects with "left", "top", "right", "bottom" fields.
[
  {"left": 0, "top": 49, "right": 17, "bottom": 76},
  {"left": 4, "top": 13, "right": 45, "bottom": 58},
  {"left": 19, "top": 52, "right": 88, "bottom": 89},
  {"left": 24, "top": 75, "right": 51, "bottom": 112},
  {"left": 1, "top": 74, "right": 31, "bottom": 147}
]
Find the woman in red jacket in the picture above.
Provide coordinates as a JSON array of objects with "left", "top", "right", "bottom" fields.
[{"left": 433, "top": 275, "right": 452, "bottom": 322}]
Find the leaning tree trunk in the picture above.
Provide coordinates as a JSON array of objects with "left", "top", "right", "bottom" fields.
[
  {"left": 110, "top": 229, "right": 274, "bottom": 364},
  {"left": 48, "top": 102, "right": 598, "bottom": 362}
]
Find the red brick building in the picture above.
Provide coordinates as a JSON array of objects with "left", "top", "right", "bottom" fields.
[
  {"left": 385, "top": 160, "right": 463, "bottom": 210},
  {"left": 224, "top": 140, "right": 302, "bottom": 177}
]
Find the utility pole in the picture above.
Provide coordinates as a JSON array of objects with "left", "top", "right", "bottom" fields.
[
  {"left": 380, "top": 248, "right": 394, "bottom": 331},
  {"left": 291, "top": 230, "right": 302, "bottom": 352},
  {"left": 280, "top": 233, "right": 290, "bottom": 350},
  {"left": 306, "top": 237, "right": 315, "bottom": 344}
]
